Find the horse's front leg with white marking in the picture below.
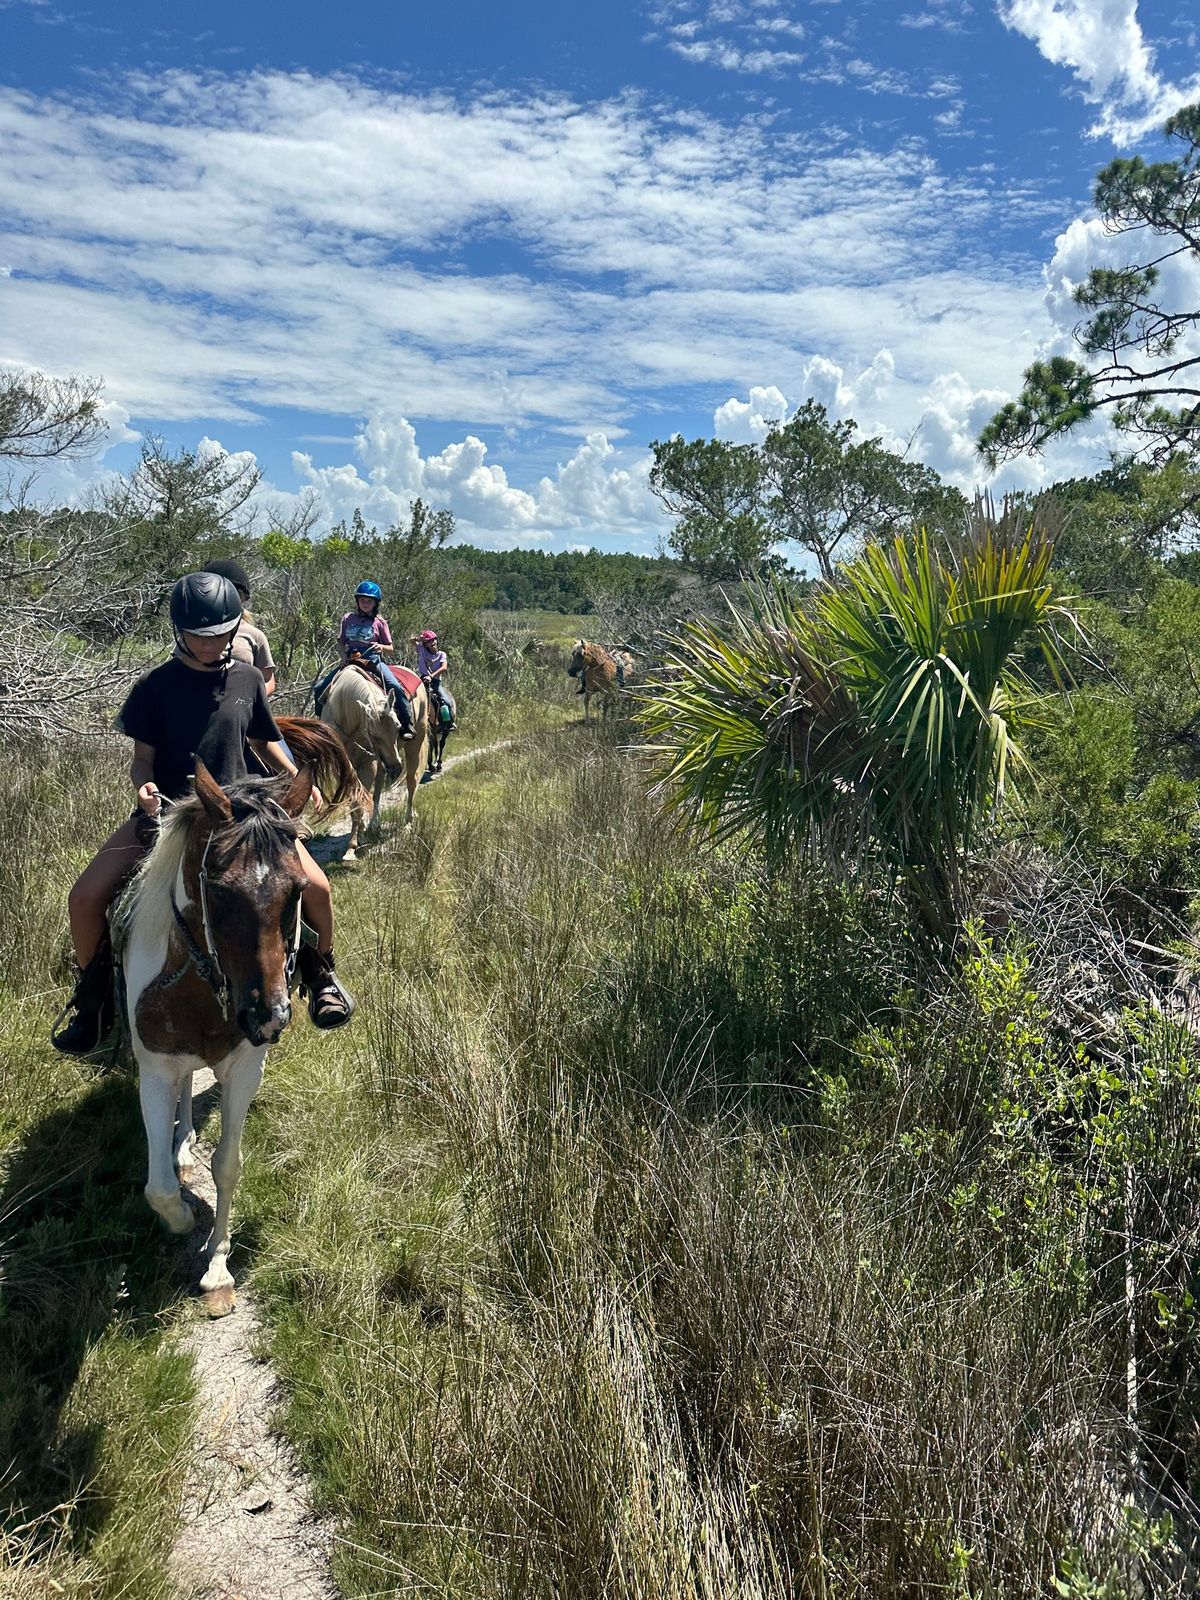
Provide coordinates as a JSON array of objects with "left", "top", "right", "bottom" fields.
[
  {"left": 199, "top": 1053, "right": 265, "bottom": 1303},
  {"left": 140, "top": 1068, "right": 197, "bottom": 1234},
  {"left": 173, "top": 1073, "right": 197, "bottom": 1184}
]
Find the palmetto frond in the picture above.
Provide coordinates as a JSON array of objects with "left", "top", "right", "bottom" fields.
[{"left": 642, "top": 525, "right": 1071, "bottom": 935}]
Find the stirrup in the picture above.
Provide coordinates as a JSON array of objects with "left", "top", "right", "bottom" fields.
[
  {"left": 50, "top": 994, "right": 114, "bottom": 1056},
  {"left": 305, "top": 971, "right": 356, "bottom": 1029}
]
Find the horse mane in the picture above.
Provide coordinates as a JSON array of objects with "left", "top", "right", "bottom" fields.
[
  {"left": 118, "top": 777, "right": 307, "bottom": 954},
  {"left": 275, "top": 715, "right": 357, "bottom": 806},
  {"left": 322, "top": 668, "right": 398, "bottom": 740}
]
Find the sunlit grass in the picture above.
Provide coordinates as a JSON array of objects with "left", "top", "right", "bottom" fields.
[{"left": 0, "top": 742, "right": 197, "bottom": 1600}]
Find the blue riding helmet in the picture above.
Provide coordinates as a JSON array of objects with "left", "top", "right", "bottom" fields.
[{"left": 355, "top": 580, "right": 382, "bottom": 601}]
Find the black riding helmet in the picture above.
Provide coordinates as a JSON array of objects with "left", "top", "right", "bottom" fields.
[
  {"left": 170, "top": 572, "right": 243, "bottom": 636},
  {"left": 202, "top": 557, "right": 252, "bottom": 602}
]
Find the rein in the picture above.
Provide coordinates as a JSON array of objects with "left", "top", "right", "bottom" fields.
[{"left": 165, "top": 818, "right": 303, "bottom": 1019}]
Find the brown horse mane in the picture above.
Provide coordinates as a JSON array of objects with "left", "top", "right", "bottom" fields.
[
  {"left": 275, "top": 714, "right": 357, "bottom": 807},
  {"left": 118, "top": 774, "right": 302, "bottom": 958},
  {"left": 205, "top": 779, "right": 306, "bottom": 872}
]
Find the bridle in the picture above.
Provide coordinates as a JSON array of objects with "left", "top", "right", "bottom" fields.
[{"left": 166, "top": 817, "right": 303, "bottom": 1020}]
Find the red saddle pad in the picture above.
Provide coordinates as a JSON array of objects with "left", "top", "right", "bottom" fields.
[{"left": 392, "top": 665, "right": 423, "bottom": 698}]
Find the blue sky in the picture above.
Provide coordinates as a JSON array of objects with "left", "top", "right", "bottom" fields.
[{"left": 2, "top": 0, "right": 1199, "bottom": 552}]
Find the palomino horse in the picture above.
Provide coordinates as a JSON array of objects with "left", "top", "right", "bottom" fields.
[
  {"left": 567, "top": 639, "right": 624, "bottom": 721},
  {"left": 321, "top": 666, "right": 429, "bottom": 859},
  {"left": 119, "top": 721, "right": 354, "bottom": 1316}
]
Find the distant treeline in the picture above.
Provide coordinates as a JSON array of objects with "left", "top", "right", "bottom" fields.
[{"left": 436, "top": 544, "right": 682, "bottom": 613}]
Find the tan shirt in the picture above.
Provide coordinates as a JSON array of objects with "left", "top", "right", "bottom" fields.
[{"left": 229, "top": 620, "right": 275, "bottom": 677}]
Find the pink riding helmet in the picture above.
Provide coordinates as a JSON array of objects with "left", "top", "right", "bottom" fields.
[{"left": 419, "top": 630, "right": 438, "bottom": 644}]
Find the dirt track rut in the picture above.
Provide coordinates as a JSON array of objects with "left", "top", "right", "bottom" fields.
[{"left": 168, "top": 737, "right": 516, "bottom": 1597}]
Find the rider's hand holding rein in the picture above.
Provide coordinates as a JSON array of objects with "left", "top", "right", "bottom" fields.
[{"left": 131, "top": 740, "right": 162, "bottom": 816}]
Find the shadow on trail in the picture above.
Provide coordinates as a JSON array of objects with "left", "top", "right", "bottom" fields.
[{"left": 0, "top": 1067, "right": 198, "bottom": 1552}]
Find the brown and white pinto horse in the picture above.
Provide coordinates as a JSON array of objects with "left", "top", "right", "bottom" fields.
[
  {"left": 567, "top": 639, "right": 622, "bottom": 721},
  {"left": 320, "top": 666, "right": 429, "bottom": 859},
  {"left": 119, "top": 721, "right": 354, "bottom": 1315}
]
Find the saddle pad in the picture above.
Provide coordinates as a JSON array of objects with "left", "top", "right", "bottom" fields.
[{"left": 392, "top": 665, "right": 423, "bottom": 698}]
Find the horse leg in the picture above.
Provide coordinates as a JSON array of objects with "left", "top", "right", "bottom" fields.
[
  {"left": 345, "top": 756, "right": 373, "bottom": 862},
  {"left": 173, "top": 1073, "right": 197, "bottom": 1184},
  {"left": 198, "top": 1051, "right": 265, "bottom": 1315},
  {"left": 365, "top": 760, "right": 386, "bottom": 838},
  {"left": 344, "top": 798, "right": 361, "bottom": 863},
  {"left": 405, "top": 753, "right": 418, "bottom": 825},
  {"left": 140, "top": 1065, "right": 197, "bottom": 1235}
]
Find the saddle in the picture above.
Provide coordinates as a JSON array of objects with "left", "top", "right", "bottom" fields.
[{"left": 344, "top": 654, "right": 423, "bottom": 701}]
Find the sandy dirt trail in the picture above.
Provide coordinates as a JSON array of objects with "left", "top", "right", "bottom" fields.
[
  {"left": 170, "top": 1077, "right": 335, "bottom": 1600},
  {"left": 168, "top": 737, "right": 515, "bottom": 1598}
]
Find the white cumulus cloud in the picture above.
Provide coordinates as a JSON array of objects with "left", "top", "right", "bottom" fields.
[
  {"left": 290, "top": 415, "right": 665, "bottom": 550},
  {"left": 713, "top": 385, "right": 788, "bottom": 442},
  {"left": 997, "top": 0, "right": 1200, "bottom": 139}
]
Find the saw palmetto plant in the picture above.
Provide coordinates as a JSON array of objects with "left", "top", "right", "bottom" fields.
[{"left": 642, "top": 522, "right": 1074, "bottom": 939}]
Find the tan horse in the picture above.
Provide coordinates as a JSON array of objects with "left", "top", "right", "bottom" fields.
[
  {"left": 567, "top": 639, "right": 621, "bottom": 721},
  {"left": 321, "top": 668, "right": 428, "bottom": 859}
]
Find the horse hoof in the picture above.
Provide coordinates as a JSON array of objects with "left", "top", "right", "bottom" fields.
[
  {"left": 342, "top": 848, "right": 358, "bottom": 865},
  {"left": 200, "top": 1285, "right": 236, "bottom": 1318}
]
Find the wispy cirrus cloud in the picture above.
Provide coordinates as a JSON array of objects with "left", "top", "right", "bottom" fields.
[
  {"left": 0, "top": 69, "right": 1046, "bottom": 424},
  {"left": 899, "top": 0, "right": 973, "bottom": 34},
  {"left": 667, "top": 37, "right": 806, "bottom": 72},
  {"left": 0, "top": 67, "right": 1077, "bottom": 540},
  {"left": 650, "top": 0, "right": 808, "bottom": 74}
]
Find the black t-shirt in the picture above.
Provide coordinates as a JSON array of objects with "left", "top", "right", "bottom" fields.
[{"left": 118, "top": 658, "right": 281, "bottom": 801}]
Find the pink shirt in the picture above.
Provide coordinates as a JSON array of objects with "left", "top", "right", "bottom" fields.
[
  {"left": 339, "top": 612, "right": 393, "bottom": 656},
  {"left": 416, "top": 641, "right": 448, "bottom": 677}
]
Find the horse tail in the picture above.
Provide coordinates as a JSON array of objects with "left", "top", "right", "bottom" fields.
[{"left": 276, "top": 715, "right": 357, "bottom": 807}]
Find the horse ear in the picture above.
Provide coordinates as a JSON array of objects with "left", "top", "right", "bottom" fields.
[
  {"left": 280, "top": 763, "right": 313, "bottom": 818},
  {"left": 193, "top": 760, "right": 233, "bottom": 823},
  {"left": 385, "top": 686, "right": 397, "bottom": 710}
]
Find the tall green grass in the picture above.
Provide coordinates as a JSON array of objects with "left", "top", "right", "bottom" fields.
[
  {"left": 240, "top": 724, "right": 1200, "bottom": 1596},
  {"left": 7, "top": 695, "right": 1200, "bottom": 1597},
  {"left": 0, "top": 739, "right": 197, "bottom": 1600}
]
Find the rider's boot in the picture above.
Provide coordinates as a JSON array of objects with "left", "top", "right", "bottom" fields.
[
  {"left": 51, "top": 930, "right": 116, "bottom": 1055},
  {"left": 297, "top": 943, "right": 356, "bottom": 1029}
]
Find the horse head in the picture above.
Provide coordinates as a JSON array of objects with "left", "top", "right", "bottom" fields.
[
  {"left": 567, "top": 640, "right": 587, "bottom": 679},
  {"left": 191, "top": 761, "right": 311, "bottom": 1046},
  {"left": 568, "top": 640, "right": 616, "bottom": 692}
]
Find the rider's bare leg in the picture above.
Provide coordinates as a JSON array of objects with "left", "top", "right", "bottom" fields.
[
  {"left": 68, "top": 815, "right": 146, "bottom": 965},
  {"left": 296, "top": 842, "right": 333, "bottom": 953},
  {"left": 295, "top": 841, "right": 355, "bottom": 1027}
]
